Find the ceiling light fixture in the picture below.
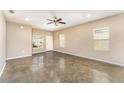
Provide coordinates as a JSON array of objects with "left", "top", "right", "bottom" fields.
[
  {"left": 20, "top": 25, "right": 24, "bottom": 29},
  {"left": 25, "top": 17, "right": 29, "bottom": 21},
  {"left": 87, "top": 14, "right": 91, "bottom": 18}
]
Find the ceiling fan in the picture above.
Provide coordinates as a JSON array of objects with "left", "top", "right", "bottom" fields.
[{"left": 47, "top": 17, "right": 66, "bottom": 26}]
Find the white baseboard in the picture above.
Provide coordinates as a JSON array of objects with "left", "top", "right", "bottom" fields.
[
  {"left": 32, "top": 51, "right": 47, "bottom": 54},
  {"left": 54, "top": 50, "right": 124, "bottom": 67},
  {"left": 0, "top": 62, "right": 6, "bottom": 77},
  {"left": 6, "top": 55, "right": 32, "bottom": 60},
  {"left": 7, "top": 50, "right": 54, "bottom": 60},
  {"left": 5, "top": 50, "right": 124, "bottom": 67},
  {"left": 6, "top": 50, "right": 53, "bottom": 60},
  {"left": 32, "top": 50, "right": 53, "bottom": 54}
]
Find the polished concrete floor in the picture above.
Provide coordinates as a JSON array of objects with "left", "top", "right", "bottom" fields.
[{"left": 0, "top": 51, "right": 124, "bottom": 83}]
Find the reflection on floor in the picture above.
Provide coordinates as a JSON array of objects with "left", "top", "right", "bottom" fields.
[{"left": 0, "top": 51, "right": 124, "bottom": 83}]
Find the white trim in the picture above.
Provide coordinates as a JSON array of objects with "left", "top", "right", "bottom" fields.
[
  {"left": 6, "top": 50, "right": 124, "bottom": 67},
  {"left": 54, "top": 50, "right": 124, "bottom": 67},
  {"left": 32, "top": 50, "right": 47, "bottom": 54},
  {"left": 6, "top": 55, "right": 32, "bottom": 60},
  {"left": 7, "top": 50, "right": 54, "bottom": 60},
  {"left": 32, "top": 50, "right": 53, "bottom": 54},
  {"left": 0, "top": 62, "right": 6, "bottom": 77}
]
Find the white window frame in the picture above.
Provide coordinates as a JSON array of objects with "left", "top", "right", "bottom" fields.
[
  {"left": 59, "top": 34, "right": 65, "bottom": 48},
  {"left": 93, "top": 27, "right": 110, "bottom": 51},
  {"left": 33, "top": 35, "right": 44, "bottom": 49}
]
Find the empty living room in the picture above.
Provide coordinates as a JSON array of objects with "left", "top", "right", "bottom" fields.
[{"left": 0, "top": 10, "right": 124, "bottom": 83}]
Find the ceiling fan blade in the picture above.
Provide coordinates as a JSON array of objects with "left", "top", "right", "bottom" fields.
[
  {"left": 47, "top": 22, "right": 54, "bottom": 24},
  {"left": 9, "top": 10, "right": 15, "bottom": 14},
  {"left": 47, "top": 19, "right": 53, "bottom": 21},
  {"left": 58, "top": 22, "right": 66, "bottom": 24},
  {"left": 56, "top": 18, "right": 62, "bottom": 22}
]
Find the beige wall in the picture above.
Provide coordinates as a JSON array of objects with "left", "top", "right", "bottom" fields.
[
  {"left": 53, "top": 13, "right": 124, "bottom": 66},
  {"left": 32, "top": 28, "right": 53, "bottom": 53},
  {"left": 0, "top": 11, "right": 6, "bottom": 75},
  {"left": 7, "top": 22, "right": 32, "bottom": 59},
  {"left": 5, "top": 13, "right": 124, "bottom": 66}
]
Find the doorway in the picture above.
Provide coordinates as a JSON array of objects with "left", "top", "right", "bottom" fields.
[{"left": 46, "top": 36, "right": 53, "bottom": 51}]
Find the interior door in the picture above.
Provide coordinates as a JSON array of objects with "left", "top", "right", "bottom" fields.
[{"left": 46, "top": 36, "right": 53, "bottom": 51}]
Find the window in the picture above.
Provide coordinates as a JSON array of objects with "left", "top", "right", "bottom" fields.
[
  {"left": 33, "top": 35, "right": 44, "bottom": 48},
  {"left": 59, "top": 34, "right": 65, "bottom": 47},
  {"left": 93, "top": 27, "right": 110, "bottom": 51}
]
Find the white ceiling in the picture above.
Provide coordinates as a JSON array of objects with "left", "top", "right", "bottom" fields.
[{"left": 4, "top": 10, "right": 123, "bottom": 31}]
